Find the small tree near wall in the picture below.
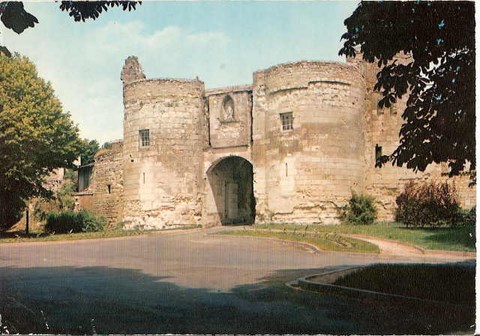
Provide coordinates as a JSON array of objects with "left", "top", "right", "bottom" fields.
[{"left": 395, "top": 181, "right": 460, "bottom": 227}]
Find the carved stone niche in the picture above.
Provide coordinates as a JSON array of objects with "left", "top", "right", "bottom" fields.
[{"left": 222, "top": 95, "right": 235, "bottom": 122}]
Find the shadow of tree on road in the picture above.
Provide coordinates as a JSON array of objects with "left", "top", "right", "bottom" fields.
[{"left": 0, "top": 265, "right": 475, "bottom": 335}]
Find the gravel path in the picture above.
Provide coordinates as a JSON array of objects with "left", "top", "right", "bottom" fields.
[{"left": 344, "top": 233, "right": 475, "bottom": 259}]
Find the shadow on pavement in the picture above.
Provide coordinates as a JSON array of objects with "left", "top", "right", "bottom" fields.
[{"left": 0, "top": 265, "right": 475, "bottom": 334}]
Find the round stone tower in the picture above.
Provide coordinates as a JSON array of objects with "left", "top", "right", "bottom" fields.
[
  {"left": 121, "top": 56, "right": 205, "bottom": 229},
  {"left": 252, "top": 61, "right": 366, "bottom": 224}
]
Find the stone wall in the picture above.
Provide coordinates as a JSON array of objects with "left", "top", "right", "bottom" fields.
[
  {"left": 92, "top": 141, "right": 124, "bottom": 227},
  {"left": 362, "top": 70, "right": 439, "bottom": 219},
  {"left": 449, "top": 174, "right": 476, "bottom": 209},
  {"left": 359, "top": 58, "right": 476, "bottom": 220},
  {"left": 252, "top": 61, "right": 366, "bottom": 224},
  {"left": 88, "top": 56, "right": 475, "bottom": 229},
  {"left": 74, "top": 192, "right": 94, "bottom": 212},
  {"left": 206, "top": 85, "right": 252, "bottom": 148},
  {"left": 122, "top": 71, "right": 206, "bottom": 229}
]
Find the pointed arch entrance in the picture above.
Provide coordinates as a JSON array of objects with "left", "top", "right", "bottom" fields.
[{"left": 207, "top": 156, "right": 255, "bottom": 225}]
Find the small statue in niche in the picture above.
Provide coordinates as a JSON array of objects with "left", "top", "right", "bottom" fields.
[
  {"left": 224, "top": 104, "right": 234, "bottom": 121},
  {"left": 223, "top": 96, "right": 235, "bottom": 122}
]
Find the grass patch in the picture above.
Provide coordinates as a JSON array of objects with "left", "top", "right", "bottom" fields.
[
  {"left": 333, "top": 264, "right": 475, "bottom": 305},
  {"left": 250, "top": 223, "right": 475, "bottom": 252},
  {"left": 220, "top": 229, "right": 379, "bottom": 254},
  {"left": 0, "top": 225, "right": 202, "bottom": 244},
  {"left": 0, "top": 230, "right": 150, "bottom": 243}
]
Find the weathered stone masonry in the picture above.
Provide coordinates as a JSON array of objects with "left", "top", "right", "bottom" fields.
[
  {"left": 87, "top": 56, "right": 475, "bottom": 228},
  {"left": 92, "top": 141, "right": 124, "bottom": 228}
]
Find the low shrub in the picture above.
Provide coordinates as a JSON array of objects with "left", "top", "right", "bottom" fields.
[
  {"left": 77, "top": 210, "right": 106, "bottom": 232},
  {"left": 457, "top": 206, "right": 476, "bottom": 226},
  {"left": 395, "top": 181, "right": 460, "bottom": 227},
  {"left": 45, "top": 210, "right": 106, "bottom": 234},
  {"left": 342, "top": 193, "right": 377, "bottom": 225}
]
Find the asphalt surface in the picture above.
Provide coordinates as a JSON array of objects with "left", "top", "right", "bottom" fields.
[{"left": 0, "top": 228, "right": 475, "bottom": 334}]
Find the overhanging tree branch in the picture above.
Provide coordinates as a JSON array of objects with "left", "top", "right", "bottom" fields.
[{"left": 340, "top": 1, "right": 475, "bottom": 178}]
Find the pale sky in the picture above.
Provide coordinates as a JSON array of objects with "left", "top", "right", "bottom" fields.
[{"left": 2, "top": 1, "right": 358, "bottom": 144}]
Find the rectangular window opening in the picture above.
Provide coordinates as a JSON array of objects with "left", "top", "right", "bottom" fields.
[
  {"left": 139, "top": 129, "right": 150, "bottom": 147},
  {"left": 107, "top": 184, "right": 112, "bottom": 194},
  {"left": 280, "top": 112, "right": 293, "bottom": 131}
]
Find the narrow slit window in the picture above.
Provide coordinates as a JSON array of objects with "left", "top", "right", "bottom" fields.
[
  {"left": 375, "top": 144, "right": 382, "bottom": 164},
  {"left": 390, "top": 103, "right": 397, "bottom": 115},
  {"left": 139, "top": 129, "right": 150, "bottom": 147},
  {"left": 280, "top": 112, "right": 293, "bottom": 131},
  {"left": 107, "top": 184, "right": 112, "bottom": 194},
  {"left": 375, "top": 94, "right": 384, "bottom": 115},
  {"left": 377, "top": 102, "right": 384, "bottom": 115}
]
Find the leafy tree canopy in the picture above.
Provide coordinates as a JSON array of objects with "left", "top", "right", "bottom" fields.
[
  {"left": 340, "top": 1, "right": 475, "bottom": 178},
  {"left": 79, "top": 138, "right": 100, "bottom": 166},
  {"left": 0, "top": 1, "right": 141, "bottom": 56},
  {"left": 0, "top": 53, "right": 81, "bottom": 230}
]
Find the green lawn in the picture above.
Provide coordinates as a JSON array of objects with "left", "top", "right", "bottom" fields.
[
  {"left": 0, "top": 225, "right": 202, "bottom": 244},
  {"left": 334, "top": 264, "right": 475, "bottom": 305},
  {"left": 220, "top": 229, "right": 380, "bottom": 254},
  {"left": 0, "top": 229, "right": 150, "bottom": 243},
  {"left": 1, "top": 222, "right": 475, "bottom": 252},
  {"left": 250, "top": 223, "right": 476, "bottom": 252}
]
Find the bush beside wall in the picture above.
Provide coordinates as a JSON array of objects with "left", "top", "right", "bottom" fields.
[
  {"left": 342, "top": 193, "right": 377, "bottom": 225},
  {"left": 45, "top": 210, "right": 106, "bottom": 234},
  {"left": 395, "top": 181, "right": 462, "bottom": 227}
]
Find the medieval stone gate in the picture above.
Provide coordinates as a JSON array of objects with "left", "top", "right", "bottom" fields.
[{"left": 74, "top": 56, "right": 476, "bottom": 229}]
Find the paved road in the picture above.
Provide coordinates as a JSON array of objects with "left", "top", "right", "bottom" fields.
[{"left": 0, "top": 228, "right": 475, "bottom": 334}]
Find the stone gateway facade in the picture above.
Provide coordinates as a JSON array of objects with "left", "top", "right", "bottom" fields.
[{"left": 79, "top": 55, "right": 475, "bottom": 229}]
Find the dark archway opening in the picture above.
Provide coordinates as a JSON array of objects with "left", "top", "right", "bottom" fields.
[{"left": 207, "top": 156, "right": 255, "bottom": 225}]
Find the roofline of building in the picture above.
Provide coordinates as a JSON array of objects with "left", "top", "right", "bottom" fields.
[
  {"left": 205, "top": 84, "right": 252, "bottom": 96},
  {"left": 253, "top": 59, "right": 353, "bottom": 75},
  {"left": 124, "top": 77, "right": 204, "bottom": 89}
]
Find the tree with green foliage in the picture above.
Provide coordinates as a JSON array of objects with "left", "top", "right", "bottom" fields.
[
  {"left": 0, "top": 53, "right": 81, "bottom": 230},
  {"left": 340, "top": 1, "right": 475, "bottom": 180},
  {"left": 79, "top": 138, "right": 100, "bottom": 165},
  {"left": 0, "top": 1, "right": 141, "bottom": 56}
]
